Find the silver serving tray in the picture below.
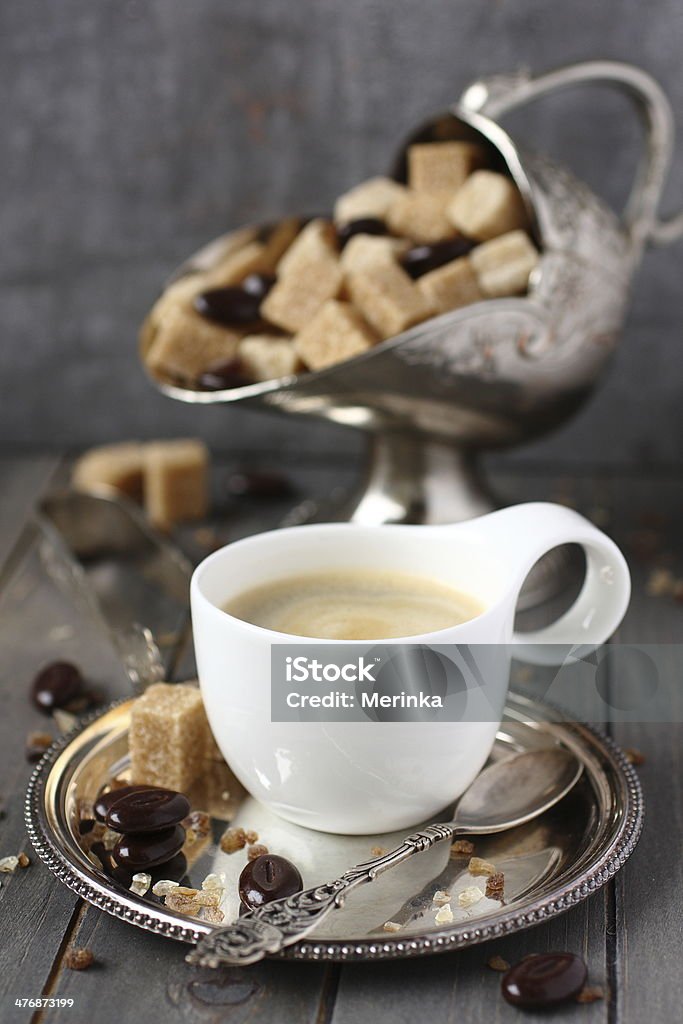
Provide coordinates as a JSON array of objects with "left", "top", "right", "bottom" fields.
[{"left": 25, "top": 693, "right": 643, "bottom": 962}]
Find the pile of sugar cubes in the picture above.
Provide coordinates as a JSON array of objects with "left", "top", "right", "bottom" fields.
[{"left": 142, "top": 140, "right": 540, "bottom": 389}]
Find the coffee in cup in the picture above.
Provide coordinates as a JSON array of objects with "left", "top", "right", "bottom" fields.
[{"left": 224, "top": 568, "right": 483, "bottom": 640}]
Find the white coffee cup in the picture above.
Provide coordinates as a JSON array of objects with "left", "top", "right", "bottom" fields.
[{"left": 191, "top": 502, "right": 630, "bottom": 835}]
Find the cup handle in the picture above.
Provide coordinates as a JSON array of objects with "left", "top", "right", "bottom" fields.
[{"left": 474, "top": 502, "right": 631, "bottom": 666}]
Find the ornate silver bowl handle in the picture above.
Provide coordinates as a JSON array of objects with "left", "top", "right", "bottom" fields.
[
  {"left": 459, "top": 60, "right": 683, "bottom": 249},
  {"left": 186, "top": 824, "right": 455, "bottom": 967}
]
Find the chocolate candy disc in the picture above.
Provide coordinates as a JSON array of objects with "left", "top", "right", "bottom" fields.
[
  {"left": 401, "top": 236, "right": 475, "bottom": 279},
  {"left": 241, "top": 273, "right": 277, "bottom": 300},
  {"left": 197, "top": 357, "right": 253, "bottom": 391},
  {"left": 194, "top": 286, "right": 262, "bottom": 326},
  {"left": 238, "top": 854, "right": 303, "bottom": 909},
  {"left": 94, "top": 785, "right": 154, "bottom": 823},
  {"left": 31, "top": 661, "right": 84, "bottom": 713},
  {"left": 227, "top": 469, "right": 294, "bottom": 499},
  {"left": 106, "top": 788, "right": 190, "bottom": 834},
  {"left": 336, "top": 217, "right": 388, "bottom": 248},
  {"left": 113, "top": 824, "right": 186, "bottom": 870},
  {"left": 93, "top": 843, "right": 188, "bottom": 890},
  {"left": 501, "top": 952, "right": 588, "bottom": 1009}
]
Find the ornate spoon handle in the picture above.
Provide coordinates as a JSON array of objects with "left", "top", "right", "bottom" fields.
[{"left": 186, "top": 823, "right": 455, "bottom": 967}]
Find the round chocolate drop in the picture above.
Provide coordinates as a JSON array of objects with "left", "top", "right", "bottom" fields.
[
  {"left": 94, "top": 785, "right": 154, "bottom": 823},
  {"left": 106, "top": 788, "right": 190, "bottom": 834},
  {"left": 94, "top": 847, "right": 188, "bottom": 891},
  {"left": 31, "top": 661, "right": 83, "bottom": 713},
  {"left": 149, "top": 851, "right": 188, "bottom": 885},
  {"left": 89, "top": 841, "right": 117, "bottom": 878},
  {"left": 501, "top": 952, "right": 588, "bottom": 1009},
  {"left": 113, "top": 824, "right": 186, "bottom": 870},
  {"left": 242, "top": 273, "right": 277, "bottom": 300},
  {"left": 194, "top": 286, "right": 262, "bottom": 326},
  {"left": 227, "top": 469, "right": 294, "bottom": 499},
  {"left": 197, "top": 357, "right": 253, "bottom": 391},
  {"left": 336, "top": 217, "right": 388, "bottom": 248},
  {"left": 401, "top": 236, "right": 475, "bottom": 279},
  {"left": 238, "top": 854, "right": 303, "bottom": 910}
]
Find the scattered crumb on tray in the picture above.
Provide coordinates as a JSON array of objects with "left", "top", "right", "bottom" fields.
[
  {"left": 576, "top": 985, "right": 605, "bottom": 1004},
  {"left": 65, "top": 947, "right": 95, "bottom": 971}
]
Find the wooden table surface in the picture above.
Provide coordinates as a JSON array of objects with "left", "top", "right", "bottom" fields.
[{"left": 0, "top": 453, "right": 681, "bottom": 1024}]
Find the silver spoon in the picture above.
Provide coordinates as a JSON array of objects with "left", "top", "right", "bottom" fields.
[{"left": 186, "top": 747, "right": 582, "bottom": 967}]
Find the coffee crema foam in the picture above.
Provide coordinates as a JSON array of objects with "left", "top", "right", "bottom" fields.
[{"left": 224, "top": 568, "right": 483, "bottom": 640}]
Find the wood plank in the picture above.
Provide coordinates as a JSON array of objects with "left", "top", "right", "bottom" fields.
[
  {"left": 0, "top": 456, "right": 88, "bottom": 1022},
  {"left": 600, "top": 477, "right": 683, "bottom": 1024},
  {"left": 43, "top": 908, "right": 333, "bottom": 1024}
]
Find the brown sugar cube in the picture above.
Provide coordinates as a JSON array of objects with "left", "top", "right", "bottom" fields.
[
  {"left": 334, "top": 176, "right": 408, "bottom": 224},
  {"left": 448, "top": 170, "right": 528, "bottom": 241},
  {"left": 72, "top": 442, "right": 145, "bottom": 502},
  {"left": 294, "top": 300, "right": 378, "bottom": 370},
  {"left": 143, "top": 439, "right": 209, "bottom": 530},
  {"left": 417, "top": 257, "right": 483, "bottom": 314},
  {"left": 129, "top": 682, "right": 210, "bottom": 793},
  {"left": 261, "top": 216, "right": 302, "bottom": 267},
  {"left": 144, "top": 304, "right": 242, "bottom": 383},
  {"left": 408, "top": 141, "right": 486, "bottom": 195},
  {"left": 146, "top": 273, "right": 210, "bottom": 326},
  {"left": 140, "top": 275, "right": 211, "bottom": 370},
  {"left": 202, "top": 240, "right": 271, "bottom": 288},
  {"left": 262, "top": 220, "right": 343, "bottom": 332},
  {"left": 140, "top": 228, "right": 261, "bottom": 363},
  {"left": 263, "top": 271, "right": 343, "bottom": 334},
  {"left": 340, "top": 234, "right": 410, "bottom": 273},
  {"left": 238, "top": 335, "right": 300, "bottom": 381},
  {"left": 189, "top": 225, "right": 259, "bottom": 274},
  {"left": 346, "top": 262, "right": 433, "bottom": 339},
  {"left": 470, "top": 230, "right": 540, "bottom": 297},
  {"left": 276, "top": 218, "right": 337, "bottom": 278},
  {"left": 386, "top": 191, "right": 455, "bottom": 244}
]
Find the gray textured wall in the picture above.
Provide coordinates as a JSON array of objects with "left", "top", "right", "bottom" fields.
[{"left": 2, "top": 0, "right": 682, "bottom": 466}]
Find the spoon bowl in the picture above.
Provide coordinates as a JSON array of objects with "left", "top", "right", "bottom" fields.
[{"left": 453, "top": 748, "right": 583, "bottom": 833}]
